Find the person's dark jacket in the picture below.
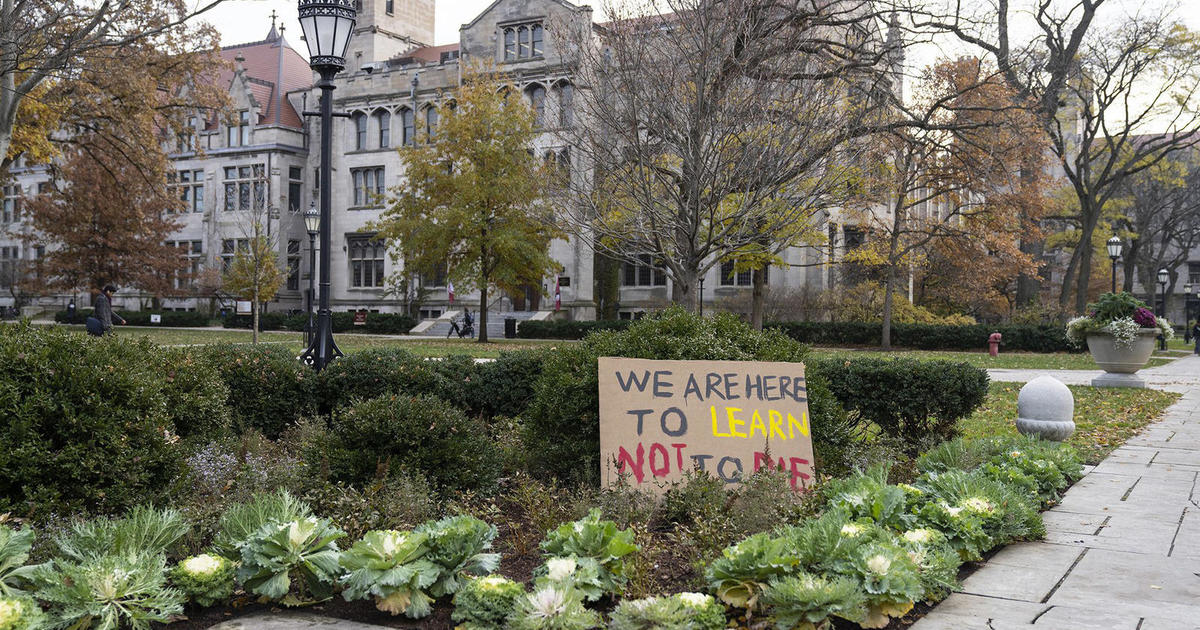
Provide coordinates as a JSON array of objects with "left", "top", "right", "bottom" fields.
[{"left": 94, "top": 293, "right": 121, "bottom": 331}]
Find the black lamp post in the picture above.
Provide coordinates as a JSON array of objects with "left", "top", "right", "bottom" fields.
[
  {"left": 304, "top": 201, "right": 320, "bottom": 345},
  {"left": 1157, "top": 268, "right": 1170, "bottom": 351},
  {"left": 1106, "top": 234, "right": 1122, "bottom": 294},
  {"left": 1186, "top": 282, "right": 1194, "bottom": 342},
  {"left": 298, "top": 0, "right": 355, "bottom": 371}
]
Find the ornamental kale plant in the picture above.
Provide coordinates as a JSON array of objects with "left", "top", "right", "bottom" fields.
[
  {"left": 845, "top": 542, "right": 923, "bottom": 628},
  {"left": 533, "top": 556, "right": 608, "bottom": 602},
  {"left": 1133, "top": 307, "right": 1157, "bottom": 328},
  {"left": 820, "top": 466, "right": 917, "bottom": 531},
  {"left": 32, "top": 552, "right": 184, "bottom": 630},
  {"left": 913, "top": 470, "right": 1043, "bottom": 561},
  {"left": 415, "top": 515, "right": 500, "bottom": 598},
  {"left": 170, "top": 554, "right": 235, "bottom": 608},
  {"left": 54, "top": 506, "right": 189, "bottom": 562},
  {"left": 760, "top": 572, "right": 865, "bottom": 630},
  {"left": 0, "top": 595, "right": 44, "bottom": 630},
  {"left": 896, "top": 529, "right": 960, "bottom": 602},
  {"left": 507, "top": 584, "right": 602, "bottom": 630},
  {"left": 608, "top": 593, "right": 727, "bottom": 630},
  {"left": 236, "top": 517, "right": 345, "bottom": 606},
  {"left": 451, "top": 575, "right": 526, "bottom": 629},
  {"left": 539, "top": 509, "right": 637, "bottom": 598},
  {"left": 0, "top": 527, "right": 41, "bottom": 597},
  {"left": 339, "top": 529, "right": 440, "bottom": 618},
  {"left": 704, "top": 532, "right": 793, "bottom": 610},
  {"left": 213, "top": 490, "right": 312, "bottom": 560}
]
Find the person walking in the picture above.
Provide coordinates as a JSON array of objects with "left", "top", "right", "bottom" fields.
[
  {"left": 86, "top": 284, "right": 125, "bottom": 336},
  {"left": 1193, "top": 320, "right": 1200, "bottom": 355}
]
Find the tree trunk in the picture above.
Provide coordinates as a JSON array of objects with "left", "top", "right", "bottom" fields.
[
  {"left": 1073, "top": 212, "right": 1100, "bottom": 314},
  {"left": 671, "top": 265, "right": 699, "bottom": 312},
  {"left": 882, "top": 265, "right": 896, "bottom": 351},
  {"left": 251, "top": 285, "right": 259, "bottom": 344},
  {"left": 750, "top": 264, "right": 767, "bottom": 331},
  {"left": 1123, "top": 237, "right": 1140, "bottom": 293},
  {"left": 478, "top": 281, "right": 489, "bottom": 343},
  {"left": 594, "top": 253, "right": 620, "bottom": 320}
]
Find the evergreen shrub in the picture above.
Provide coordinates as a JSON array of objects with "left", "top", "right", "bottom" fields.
[
  {"left": 313, "top": 349, "right": 472, "bottom": 414},
  {"left": 317, "top": 394, "right": 501, "bottom": 493},
  {"left": 0, "top": 325, "right": 222, "bottom": 517},
  {"left": 196, "top": 344, "right": 315, "bottom": 439},
  {"left": 808, "top": 357, "right": 989, "bottom": 453},
  {"left": 222, "top": 311, "right": 416, "bottom": 334},
  {"left": 54, "top": 309, "right": 211, "bottom": 327},
  {"left": 769, "top": 321, "right": 1078, "bottom": 353}
]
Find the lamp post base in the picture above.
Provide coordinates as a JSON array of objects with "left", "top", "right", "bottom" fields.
[{"left": 300, "top": 309, "right": 343, "bottom": 371}]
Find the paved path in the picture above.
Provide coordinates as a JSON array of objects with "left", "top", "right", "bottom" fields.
[{"left": 914, "top": 356, "right": 1200, "bottom": 629}]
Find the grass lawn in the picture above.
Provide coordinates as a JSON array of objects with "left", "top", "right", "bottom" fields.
[
  {"left": 957, "top": 382, "right": 1180, "bottom": 464},
  {"left": 810, "top": 348, "right": 1175, "bottom": 370}
]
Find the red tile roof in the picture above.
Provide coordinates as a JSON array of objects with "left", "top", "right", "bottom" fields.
[{"left": 219, "top": 30, "right": 313, "bottom": 128}]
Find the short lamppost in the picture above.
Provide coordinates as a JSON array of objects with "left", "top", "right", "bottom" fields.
[
  {"left": 304, "top": 201, "right": 320, "bottom": 346},
  {"left": 298, "top": 0, "right": 356, "bottom": 371},
  {"left": 1106, "top": 234, "right": 1123, "bottom": 294},
  {"left": 1157, "top": 268, "right": 1170, "bottom": 351}
]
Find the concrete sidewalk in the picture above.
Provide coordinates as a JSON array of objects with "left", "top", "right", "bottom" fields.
[{"left": 913, "top": 356, "right": 1200, "bottom": 629}]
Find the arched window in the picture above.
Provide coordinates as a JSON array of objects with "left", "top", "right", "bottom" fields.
[
  {"left": 531, "top": 24, "right": 543, "bottom": 56},
  {"left": 375, "top": 109, "right": 390, "bottom": 148},
  {"left": 518, "top": 25, "right": 530, "bottom": 58},
  {"left": 504, "top": 28, "right": 516, "bottom": 60},
  {"left": 424, "top": 107, "right": 439, "bottom": 141},
  {"left": 352, "top": 112, "right": 367, "bottom": 150},
  {"left": 555, "top": 82, "right": 574, "bottom": 127},
  {"left": 400, "top": 108, "right": 415, "bottom": 146},
  {"left": 527, "top": 85, "right": 546, "bottom": 127}
]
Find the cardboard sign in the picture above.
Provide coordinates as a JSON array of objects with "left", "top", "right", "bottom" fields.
[
  {"left": 353, "top": 311, "right": 367, "bottom": 326},
  {"left": 150, "top": 314, "right": 162, "bottom": 324},
  {"left": 598, "top": 357, "right": 813, "bottom": 493}
]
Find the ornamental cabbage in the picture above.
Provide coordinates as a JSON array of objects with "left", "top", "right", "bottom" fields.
[
  {"left": 533, "top": 556, "right": 606, "bottom": 602},
  {"left": 236, "top": 517, "right": 345, "bottom": 606},
  {"left": 704, "top": 532, "right": 793, "bottom": 611},
  {"left": 0, "top": 526, "right": 41, "bottom": 597},
  {"left": 414, "top": 515, "right": 500, "bottom": 598},
  {"left": 0, "top": 595, "right": 44, "bottom": 630},
  {"left": 170, "top": 554, "right": 235, "bottom": 607},
  {"left": 32, "top": 552, "right": 184, "bottom": 630},
  {"left": 761, "top": 571, "right": 866, "bottom": 630},
  {"left": 507, "top": 584, "right": 601, "bottom": 630},
  {"left": 609, "top": 592, "right": 727, "bottom": 630},
  {"left": 339, "top": 529, "right": 440, "bottom": 618},
  {"left": 539, "top": 510, "right": 637, "bottom": 599},
  {"left": 451, "top": 575, "right": 525, "bottom": 629}
]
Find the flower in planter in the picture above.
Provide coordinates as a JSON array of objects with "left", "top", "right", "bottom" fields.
[{"left": 1133, "top": 307, "right": 1156, "bottom": 328}]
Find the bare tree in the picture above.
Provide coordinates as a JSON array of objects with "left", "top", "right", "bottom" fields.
[
  {"left": 1119, "top": 148, "right": 1200, "bottom": 302},
  {"left": 554, "top": 0, "right": 907, "bottom": 312},
  {"left": 906, "top": 0, "right": 1200, "bottom": 313}
]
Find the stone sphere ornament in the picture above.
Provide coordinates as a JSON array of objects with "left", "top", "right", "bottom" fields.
[{"left": 1015, "top": 376, "right": 1075, "bottom": 441}]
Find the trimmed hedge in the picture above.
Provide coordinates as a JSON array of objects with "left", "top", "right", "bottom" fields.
[
  {"left": 769, "top": 321, "right": 1078, "bottom": 353},
  {"left": 194, "top": 344, "right": 316, "bottom": 439},
  {"left": 54, "top": 309, "right": 212, "bottom": 327},
  {"left": 0, "top": 324, "right": 229, "bottom": 517},
  {"left": 516, "top": 319, "right": 631, "bottom": 339},
  {"left": 222, "top": 311, "right": 416, "bottom": 335},
  {"left": 313, "top": 348, "right": 473, "bottom": 414},
  {"left": 807, "top": 357, "right": 989, "bottom": 453}
]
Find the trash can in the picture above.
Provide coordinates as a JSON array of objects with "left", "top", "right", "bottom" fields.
[{"left": 504, "top": 317, "right": 517, "bottom": 339}]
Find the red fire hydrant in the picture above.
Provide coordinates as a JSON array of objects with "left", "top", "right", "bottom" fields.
[{"left": 988, "top": 332, "right": 1002, "bottom": 357}]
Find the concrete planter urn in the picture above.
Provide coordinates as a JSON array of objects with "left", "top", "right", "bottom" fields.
[
  {"left": 1015, "top": 376, "right": 1075, "bottom": 441},
  {"left": 1085, "top": 328, "right": 1158, "bottom": 388}
]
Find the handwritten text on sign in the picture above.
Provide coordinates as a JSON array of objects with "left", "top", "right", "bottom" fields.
[{"left": 597, "top": 358, "right": 813, "bottom": 492}]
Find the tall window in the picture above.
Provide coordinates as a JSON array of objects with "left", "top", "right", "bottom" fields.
[
  {"left": 227, "top": 110, "right": 251, "bottom": 147},
  {"left": 385, "top": 0, "right": 393, "bottom": 14},
  {"left": 288, "top": 166, "right": 303, "bottom": 212},
  {"left": 622, "top": 255, "right": 667, "bottom": 287},
  {"left": 0, "top": 246, "right": 18, "bottom": 288},
  {"left": 420, "top": 263, "right": 447, "bottom": 287},
  {"left": 720, "top": 261, "right": 764, "bottom": 287},
  {"left": 504, "top": 28, "right": 517, "bottom": 60},
  {"left": 169, "top": 240, "right": 203, "bottom": 289},
  {"left": 348, "top": 236, "right": 385, "bottom": 287},
  {"left": 556, "top": 82, "right": 574, "bottom": 127},
  {"left": 1189, "top": 262, "right": 1200, "bottom": 286},
  {"left": 376, "top": 110, "right": 391, "bottom": 148},
  {"left": 353, "top": 113, "right": 367, "bottom": 150},
  {"left": 351, "top": 167, "right": 385, "bottom": 206},
  {"left": 170, "top": 169, "right": 204, "bottom": 213},
  {"left": 286, "top": 240, "right": 301, "bottom": 290},
  {"left": 503, "top": 22, "right": 543, "bottom": 60},
  {"left": 2, "top": 185, "right": 19, "bottom": 223},
  {"left": 400, "top": 108, "right": 415, "bottom": 146},
  {"left": 424, "top": 107, "right": 438, "bottom": 141},
  {"left": 531, "top": 24, "right": 543, "bottom": 56},
  {"left": 221, "top": 238, "right": 249, "bottom": 272},
  {"left": 223, "top": 164, "right": 266, "bottom": 212},
  {"left": 528, "top": 85, "right": 546, "bottom": 127}
]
